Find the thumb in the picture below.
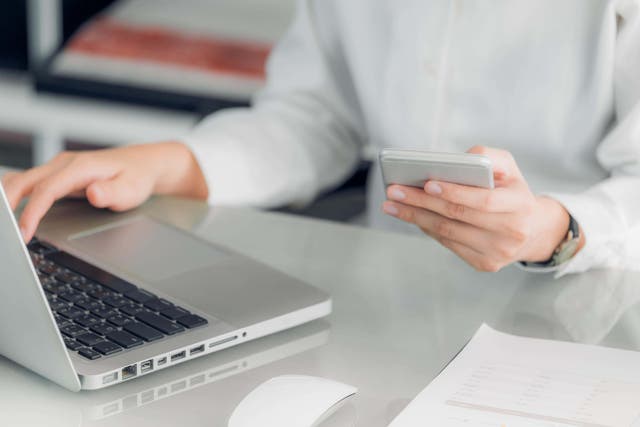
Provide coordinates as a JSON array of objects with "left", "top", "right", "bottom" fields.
[
  {"left": 466, "top": 145, "right": 520, "bottom": 182},
  {"left": 86, "top": 174, "right": 150, "bottom": 212}
]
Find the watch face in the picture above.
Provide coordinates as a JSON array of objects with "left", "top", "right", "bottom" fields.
[{"left": 555, "top": 239, "right": 580, "bottom": 265}]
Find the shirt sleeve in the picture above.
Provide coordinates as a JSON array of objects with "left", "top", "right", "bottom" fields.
[
  {"left": 545, "top": 0, "right": 640, "bottom": 277},
  {"left": 181, "top": 0, "right": 363, "bottom": 208}
]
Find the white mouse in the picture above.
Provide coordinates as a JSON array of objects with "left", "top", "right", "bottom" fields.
[{"left": 228, "top": 375, "right": 357, "bottom": 427}]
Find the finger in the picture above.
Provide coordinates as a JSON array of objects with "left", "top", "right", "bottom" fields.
[
  {"left": 387, "top": 184, "right": 516, "bottom": 232},
  {"left": 466, "top": 145, "right": 522, "bottom": 181},
  {"left": 438, "top": 237, "right": 502, "bottom": 272},
  {"left": 1, "top": 171, "right": 19, "bottom": 184},
  {"left": 383, "top": 201, "right": 496, "bottom": 252},
  {"left": 87, "top": 172, "right": 152, "bottom": 212},
  {"left": 423, "top": 180, "right": 529, "bottom": 213},
  {"left": 1, "top": 164, "right": 58, "bottom": 211},
  {"left": 19, "top": 163, "right": 113, "bottom": 241}
]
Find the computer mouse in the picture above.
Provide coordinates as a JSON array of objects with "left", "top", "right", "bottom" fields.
[{"left": 228, "top": 375, "right": 358, "bottom": 427}]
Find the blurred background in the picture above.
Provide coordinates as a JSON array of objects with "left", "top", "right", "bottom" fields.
[{"left": 0, "top": 0, "right": 369, "bottom": 222}]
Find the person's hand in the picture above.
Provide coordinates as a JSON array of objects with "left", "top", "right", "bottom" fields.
[
  {"left": 382, "top": 146, "right": 581, "bottom": 272},
  {"left": 1, "top": 142, "right": 208, "bottom": 242}
]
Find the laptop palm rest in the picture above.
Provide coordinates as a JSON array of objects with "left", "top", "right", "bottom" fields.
[
  {"left": 65, "top": 216, "right": 328, "bottom": 327},
  {"left": 68, "top": 216, "right": 229, "bottom": 283}
]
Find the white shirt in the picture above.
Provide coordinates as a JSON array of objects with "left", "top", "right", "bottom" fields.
[{"left": 184, "top": 0, "right": 640, "bottom": 276}]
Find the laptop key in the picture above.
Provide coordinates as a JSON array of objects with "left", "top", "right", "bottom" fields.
[
  {"left": 75, "top": 298, "right": 102, "bottom": 311},
  {"left": 28, "top": 241, "right": 57, "bottom": 255},
  {"left": 54, "top": 270, "right": 83, "bottom": 284},
  {"left": 119, "top": 304, "right": 147, "bottom": 317},
  {"left": 124, "top": 322, "right": 164, "bottom": 342},
  {"left": 177, "top": 314, "right": 208, "bottom": 329},
  {"left": 63, "top": 337, "right": 83, "bottom": 351},
  {"left": 61, "top": 324, "right": 87, "bottom": 337},
  {"left": 160, "top": 306, "right": 190, "bottom": 321},
  {"left": 38, "top": 272, "right": 52, "bottom": 284},
  {"left": 88, "top": 287, "right": 117, "bottom": 300},
  {"left": 43, "top": 281, "right": 68, "bottom": 294},
  {"left": 78, "top": 347, "right": 101, "bottom": 360},
  {"left": 125, "top": 289, "right": 155, "bottom": 304},
  {"left": 76, "top": 332, "right": 104, "bottom": 347},
  {"left": 49, "top": 299, "right": 69, "bottom": 312},
  {"left": 136, "top": 312, "right": 185, "bottom": 335},
  {"left": 90, "top": 323, "right": 118, "bottom": 336},
  {"left": 93, "top": 341, "right": 123, "bottom": 356},
  {"left": 92, "top": 306, "right": 118, "bottom": 319},
  {"left": 57, "top": 289, "right": 86, "bottom": 304},
  {"left": 144, "top": 298, "right": 173, "bottom": 312},
  {"left": 55, "top": 314, "right": 71, "bottom": 324},
  {"left": 104, "top": 296, "right": 129, "bottom": 308},
  {"left": 71, "top": 281, "right": 100, "bottom": 293},
  {"left": 75, "top": 314, "right": 102, "bottom": 328},
  {"left": 107, "top": 314, "right": 133, "bottom": 327},
  {"left": 38, "top": 263, "right": 59, "bottom": 275},
  {"left": 56, "top": 318, "right": 72, "bottom": 329},
  {"left": 46, "top": 251, "right": 137, "bottom": 294},
  {"left": 57, "top": 305, "right": 86, "bottom": 319},
  {"left": 106, "top": 331, "right": 144, "bottom": 349}
]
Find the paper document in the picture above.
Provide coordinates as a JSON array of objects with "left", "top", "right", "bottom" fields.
[{"left": 390, "top": 325, "right": 640, "bottom": 427}]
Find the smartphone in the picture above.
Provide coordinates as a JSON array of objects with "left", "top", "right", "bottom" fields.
[{"left": 379, "top": 148, "right": 494, "bottom": 189}]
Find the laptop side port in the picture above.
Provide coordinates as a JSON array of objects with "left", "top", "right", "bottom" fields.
[
  {"left": 157, "top": 356, "right": 167, "bottom": 366},
  {"left": 190, "top": 344, "right": 205, "bottom": 356},
  {"left": 122, "top": 364, "right": 137, "bottom": 380},
  {"left": 171, "top": 350, "right": 186, "bottom": 362},
  {"left": 102, "top": 372, "right": 118, "bottom": 385},
  {"left": 208, "top": 335, "right": 238, "bottom": 349},
  {"left": 141, "top": 359, "right": 154, "bottom": 374}
]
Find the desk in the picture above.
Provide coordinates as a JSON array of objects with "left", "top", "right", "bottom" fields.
[{"left": 1, "top": 195, "right": 640, "bottom": 426}]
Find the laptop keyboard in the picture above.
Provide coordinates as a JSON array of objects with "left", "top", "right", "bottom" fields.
[{"left": 28, "top": 239, "right": 208, "bottom": 361}]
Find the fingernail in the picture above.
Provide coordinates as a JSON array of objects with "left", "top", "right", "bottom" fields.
[
  {"left": 388, "top": 188, "right": 406, "bottom": 201},
  {"left": 383, "top": 202, "right": 399, "bottom": 216},
  {"left": 425, "top": 181, "right": 442, "bottom": 195}
]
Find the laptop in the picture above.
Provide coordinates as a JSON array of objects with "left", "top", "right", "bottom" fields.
[{"left": 0, "top": 184, "right": 331, "bottom": 391}]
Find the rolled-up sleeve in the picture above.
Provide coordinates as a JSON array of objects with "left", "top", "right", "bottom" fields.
[
  {"left": 546, "top": 0, "right": 640, "bottom": 276},
  {"left": 182, "top": 0, "right": 363, "bottom": 208}
]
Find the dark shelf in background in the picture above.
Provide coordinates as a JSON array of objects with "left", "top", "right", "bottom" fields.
[
  {"left": 34, "top": 56, "right": 248, "bottom": 116},
  {"left": 0, "top": 1, "right": 28, "bottom": 71}
]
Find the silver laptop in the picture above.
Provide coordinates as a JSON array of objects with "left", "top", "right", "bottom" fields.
[{"left": 0, "top": 184, "right": 331, "bottom": 391}]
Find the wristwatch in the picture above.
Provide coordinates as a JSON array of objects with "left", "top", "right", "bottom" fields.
[{"left": 520, "top": 213, "right": 581, "bottom": 270}]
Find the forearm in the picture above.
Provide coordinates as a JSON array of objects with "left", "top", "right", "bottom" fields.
[{"left": 148, "top": 141, "right": 209, "bottom": 200}]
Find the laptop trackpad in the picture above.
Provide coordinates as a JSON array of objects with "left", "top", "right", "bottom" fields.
[{"left": 67, "top": 216, "right": 229, "bottom": 283}]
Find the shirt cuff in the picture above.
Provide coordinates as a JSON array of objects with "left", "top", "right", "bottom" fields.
[
  {"left": 537, "top": 191, "right": 623, "bottom": 277},
  {"left": 181, "top": 132, "right": 258, "bottom": 207}
]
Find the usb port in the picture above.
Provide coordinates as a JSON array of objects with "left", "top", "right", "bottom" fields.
[
  {"left": 122, "top": 364, "right": 137, "bottom": 380},
  {"left": 157, "top": 356, "right": 167, "bottom": 366},
  {"left": 141, "top": 359, "right": 154, "bottom": 373},
  {"left": 171, "top": 350, "right": 186, "bottom": 362},
  {"left": 190, "top": 344, "right": 205, "bottom": 356}
]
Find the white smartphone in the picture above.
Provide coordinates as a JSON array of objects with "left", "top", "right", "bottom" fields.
[{"left": 379, "top": 148, "right": 494, "bottom": 189}]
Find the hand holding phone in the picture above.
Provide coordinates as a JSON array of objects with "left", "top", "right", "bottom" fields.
[{"left": 379, "top": 146, "right": 575, "bottom": 273}]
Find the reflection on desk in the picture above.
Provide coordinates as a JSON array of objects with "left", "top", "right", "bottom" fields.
[
  {"left": 495, "top": 269, "right": 640, "bottom": 350},
  {"left": 0, "top": 321, "right": 328, "bottom": 427}
]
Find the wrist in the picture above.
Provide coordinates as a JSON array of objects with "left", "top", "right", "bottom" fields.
[
  {"left": 151, "top": 141, "right": 209, "bottom": 200},
  {"left": 521, "top": 196, "right": 571, "bottom": 262}
]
